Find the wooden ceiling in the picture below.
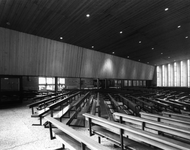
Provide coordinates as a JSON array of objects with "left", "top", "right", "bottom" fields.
[{"left": 0, "top": 0, "right": 190, "bottom": 66}]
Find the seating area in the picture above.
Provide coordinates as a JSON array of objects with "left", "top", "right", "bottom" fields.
[
  {"left": 2, "top": 2, "right": 190, "bottom": 150},
  {"left": 24, "top": 88, "right": 190, "bottom": 150}
]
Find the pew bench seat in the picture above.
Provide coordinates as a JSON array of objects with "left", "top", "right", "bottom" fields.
[
  {"left": 53, "top": 105, "right": 72, "bottom": 120},
  {"left": 66, "top": 92, "right": 91, "bottom": 127},
  {"left": 91, "top": 125, "right": 156, "bottom": 150},
  {"left": 90, "top": 100, "right": 97, "bottom": 115},
  {"left": 53, "top": 129, "right": 90, "bottom": 150}
]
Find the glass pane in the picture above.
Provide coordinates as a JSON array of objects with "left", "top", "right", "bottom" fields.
[
  {"left": 46, "top": 78, "right": 55, "bottom": 84},
  {"left": 39, "top": 85, "right": 46, "bottom": 90},
  {"left": 39, "top": 77, "right": 46, "bottom": 84},
  {"left": 133, "top": 81, "right": 136, "bottom": 86},
  {"left": 58, "top": 78, "right": 65, "bottom": 84},
  {"left": 46, "top": 85, "right": 55, "bottom": 90},
  {"left": 128, "top": 80, "right": 131, "bottom": 86},
  {"left": 143, "top": 81, "right": 146, "bottom": 86},
  {"left": 58, "top": 85, "right": 65, "bottom": 91},
  {"left": 157, "top": 66, "right": 161, "bottom": 86},
  {"left": 124, "top": 80, "right": 128, "bottom": 86}
]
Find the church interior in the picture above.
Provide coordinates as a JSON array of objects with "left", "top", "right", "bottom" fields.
[{"left": 0, "top": 0, "right": 190, "bottom": 150}]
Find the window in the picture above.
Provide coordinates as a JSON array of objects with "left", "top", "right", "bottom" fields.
[
  {"left": 181, "top": 61, "right": 184, "bottom": 86},
  {"left": 133, "top": 81, "right": 136, "bottom": 86},
  {"left": 124, "top": 80, "right": 128, "bottom": 86},
  {"left": 136, "top": 81, "right": 139, "bottom": 86},
  {"left": 128, "top": 80, "right": 132, "bottom": 86},
  {"left": 157, "top": 59, "right": 188, "bottom": 87},
  {"left": 39, "top": 77, "right": 46, "bottom": 84},
  {"left": 139, "top": 81, "right": 142, "bottom": 86},
  {"left": 157, "top": 66, "right": 161, "bottom": 86},
  {"left": 162, "top": 65, "right": 165, "bottom": 86},
  {"left": 143, "top": 81, "right": 146, "bottom": 86},
  {"left": 58, "top": 78, "right": 65, "bottom": 91},
  {"left": 174, "top": 62, "right": 177, "bottom": 86},
  {"left": 168, "top": 64, "right": 171, "bottom": 86},
  {"left": 38, "top": 77, "right": 55, "bottom": 91}
]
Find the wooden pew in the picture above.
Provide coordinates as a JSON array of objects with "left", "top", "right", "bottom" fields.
[
  {"left": 45, "top": 116, "right": 111, "bottom": 150},
  {"left": 83, "top": 113, "right": 190, "bottom": 150},
  {"left": 141, "top": 96, "right": 169, "bottom": 112},
  {"left": 140, "top": 112, "right": 190, "bottom": 129},
  {"left": 156, "top": 98, "right": 183, "bottom": 112},
  {"left": 181, "top": 110, "right": 190, "bottom": 116},
  {"left": 36, "top": 91, "right": 71, "bottom": 110},
  {"left": 28, "top": 91, "right": 68, "bottom": 114},
  {"left": 49, "top": 92, "right": 81, "bottom": 119},
  {"left": 113, "top": 112, "right": 190, "bottom": 142},
  {"left": 107, "top": 94, "right": 128, "bottom": 114},
  {"left": 162, "top": 111, "right": 190, "bottom": 122},
  {"left": 126, "top": 95, "right": 155, "bottom": 113},
  {"left": 90, "top": 99, "right": 97, "bottom": 115},
  {"left": 118, "top": 94, "right": 140, "bottom": 116},
  {"left": 29, "top": 92, "right": 58, "bottom": 103},
  {"left": 168, "top": 99, "right": 190, "bottom": 111},
  {"left": 98, "top": 93, "right": 110, "bottom": 119},
  {"left": 32, "top": 92, "right": 80, "bottom": 125},
  {"left": 66, "top": 92, "right": 92, "bottom": 127},
  {"left": 96, "top": 93, "right": 100, "bottom": 117}
]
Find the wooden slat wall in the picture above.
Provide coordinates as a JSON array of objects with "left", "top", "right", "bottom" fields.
[{"left": 0, "top": 27, "right": 154, "bottom": 79}]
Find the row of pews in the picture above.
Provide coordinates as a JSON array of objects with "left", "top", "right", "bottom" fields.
[{"left": 27, "top": 88, "right": 190, "bottom": 150}]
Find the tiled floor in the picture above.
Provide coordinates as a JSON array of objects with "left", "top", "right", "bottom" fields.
[{"left": 0, "top": 101, "right": 119, "bottom": 150}]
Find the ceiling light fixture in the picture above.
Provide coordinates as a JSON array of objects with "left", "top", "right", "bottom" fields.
[
  {"left": 152, "top": 48, "right": 154, "bottom": 50},
  {"left": 112, "top": 52, "right": 115, "bottom": 54},
  {"left": 185, "top": 36, "right": 188, "bottom": 39},
  {"left": 139, "top": 41, "right": 141, "bottom": 44},
  {"left": 161, "top": 53, "right": 163, "bottom": 54},
  {"left": 92, "top": 46, "right": 94, "bottom": 48},
  {"left": 60, "top": 37, "right": 63, "bottom": 40},
  {"left": 165, "top": 8, "right": 169, "bottom": 11},
  {"left": 177, "top": 25, "right": 181, "bottom": 28},
  {"left": 86, "top": 14, "right": 90, "bottom": 17},
  {"left": 120, "top": 31, "right": 123, "bottom": 34}
]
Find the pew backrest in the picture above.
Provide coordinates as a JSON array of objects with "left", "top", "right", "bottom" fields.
[
  {"left": 140, "top": 112, "right": 190, "bottom": 129},
  {"left": 113, "top": 112, "right": 190, "bottom": 140},
  {"left": 108, "top": 94, "right": 126, "bottom": 114},
  {"left": 118, "top": 94, "right": 140, "bottom": 116},
  {"left": 162, "top": 111, "right": 190, "bottom": 122},
  {"left": 49, "top": 91, "right": 80, "bottom": 110},
  {"left": 45, "top": 116, "right": 110, "bottom": 150},
  {"left": 181, "top": 110, "right": 190, "bottom": 115},
  {"left": 83, "top": 113, "right": 190, "bottom": 150}
]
